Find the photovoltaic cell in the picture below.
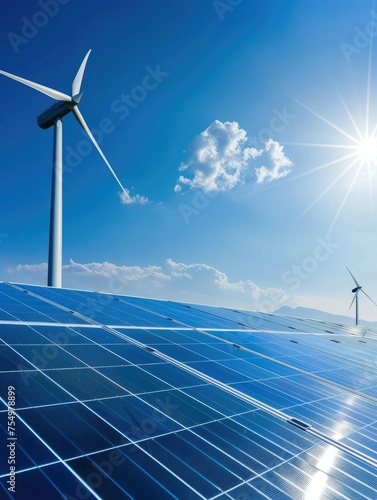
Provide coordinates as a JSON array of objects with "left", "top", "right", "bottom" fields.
[{"left": 0, "top": 281, "right": 377, "bottom": 499}]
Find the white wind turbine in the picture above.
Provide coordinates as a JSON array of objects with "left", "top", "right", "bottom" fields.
[
  {"left": 0, "top": 50, "right": 129, "bottom": 288},
  {"left": 346, "top": 267, "right": 377, "bottom": 325}
]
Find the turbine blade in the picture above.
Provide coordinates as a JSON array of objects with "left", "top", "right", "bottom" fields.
[
  {"left": 360, "top": 289, "right": 377, "bottom": 306},
  {"left": 72, "top": 106, "right": 128, "bottom": 196},
  {"left": 346, "top": 266, "right": 360, "bottom": 287},
  {"left": 72, "top": 49, "right": 91, "bottom": 96},
  {"left": 349, "top": 294, "right": 356, "bottom": 310},
  {"left": 0, "top": 69, "right": 71, "bottom": 101}
]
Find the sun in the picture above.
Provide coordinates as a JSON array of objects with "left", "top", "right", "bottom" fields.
[
  {"left": 283, "top": 96, "right": 377, "bottom": 234},
  {"left": 356, "top": 136, "right": 377, "bottom": 163},
  {"left": 282, "top": 34, "right": 377, "bottom": 235}
]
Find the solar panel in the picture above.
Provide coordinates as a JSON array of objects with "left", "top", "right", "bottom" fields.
[{"left": 1, "top": 281, "right": 377, "bottom": 499}]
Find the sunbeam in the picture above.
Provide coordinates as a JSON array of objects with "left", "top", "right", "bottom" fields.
[
  {"left": 294, "top": 156, "right": 360, "bottom": 225},
  {"left": 285, "top": 34, "right": 377, "bottom": 234}
]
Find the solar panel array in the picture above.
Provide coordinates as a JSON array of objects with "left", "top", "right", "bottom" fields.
[{"left": 1, "top": 281, "right": 377, "bottom": 499}]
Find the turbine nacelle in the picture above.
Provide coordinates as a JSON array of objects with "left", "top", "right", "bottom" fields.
[
  {"left": 38, "top": 99, "right": 77, "bottom": 130},
  {"left": 352, "top": 286, "right": 361, "bottom": 294},
  {"left": 37, "top": 91, "right": 82, "bottom": 130},
  {"left": 38, "top": 87, "right": 84, "bottom": 130},
  {"left": 37, "top": 85, "right": 83, "bottom": 128}
]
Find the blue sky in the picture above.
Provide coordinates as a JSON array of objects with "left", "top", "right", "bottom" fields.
[{"left": 1, "top": 0, "right": 377, "bottom": 321}]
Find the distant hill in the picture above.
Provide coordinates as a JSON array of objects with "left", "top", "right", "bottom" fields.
[{"left": 275, "top": 306, "right": 377, "bottom": 328}]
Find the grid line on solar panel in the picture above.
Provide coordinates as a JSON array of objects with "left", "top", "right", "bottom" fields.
[
  {"left": 2, "top": 282, "right": 377, "bottom": 498},
  {"left": 0, "top": 326, "right": 276, "bottom": 424},
  {"left": 283, "top": 394, "right": 377, "bottom": 432},
  {"left": 4, "top": 360, "right": 310, "bottom": 488},
  {"left": 8, "top": 402, "right": 309, "bottom": 472},
  {"left": 1, "top": 464, "right": 99, "bottom": 500},
  {"left": 266, "top": 451, "right": 377, "bottom": 500},
  {"left": 0, "top": 419, "right": 59, "bottom": 475},
  {"left": 0, "top": 332, "right": 284, "bottom": 454},
  {"left": 5, "top": 282, "right": 377, "bottom": 345},
  {"left": 148, "top": 430, "right": 253, "bottom": 484},
  {"left": 126, "top": 418, "right": 290, "bottom": 500},
  {"left": 0, "top": 408, "right": 326, "bottom": 498},
  {"left": 0, "top": 293, "right": 305, "bottom": 428},
  {"left": 3, "top": 388, "right": 209, "bottom": 478},
  {"left": 0, "top": 284, "right": 86, "bottom": 324},
  {"left": 2, "top": 396, "right": 214, "bottom": 468},
  {"left": 266, "top": 331, "right": 377, "bottom": 369},
  {"left": 1, "top": 403, "right": 102, "bottom": 499},
  {"left": 207, "top": 327, "right": 377, "bottom": 369},
  {"left": 108, "top": 293, "right": 255, "bottom": 330},
  {"left": 0, "top": 321, "right": 89, "bottom": 327},
  {"left": 187, "top": 301, "right": 377, "bottom": 339},
  {"left": 0, "top": 329, "right": 138, "bottom": 373},
  {"left": 9, "top": 286, "right": 376, "bottom": 414},
  {"left": 0, "top": 462, "right": 60, "bottom": 479},
  {"left": 138, "top": 366, "right": 377, "bottom": 471},
  {"left": 213, "top": 452, "right": 318, "bottom": 499},
  {"left": 8, "top": 285, "right": 210, "bottom": 354},
  {"left": 183, "top": 303, "right": 316, "bottom": 333},
  {"left": 194, "top": 329, "right": 377, "bottom": 405},
  {"left": 167, "top": 334, "right": 376, "bottom": 456},
  {"left": 67, "top": 445, "right": 202, "bottom": 499},
  {"left": 220, "top": 442, "right": 377, "bottom": 500},
  {"left": 8, "top": 283, "right": 133, "bottom": 327},
  {"left": 306, "top": 425, "right": 377, "bottom": 469},
  {"left": 107, "top": 324, "right": 376, "bottom": 468},
  {"left": 341, "top": 427, "right": 377, "bottom": 462},
  {"left": 1, "top": 296, "right": 374, "bottom": 472},
  {"left": 18, "top": 283, "right": 198, "bottom": 328},
  {"left": 2, "top": 358, "right": 374, "bottom": 458},
  {"left": 192, "top": 426, "right": 284, "bottom": 478},
  {"left": 0, "top": 324, "right": 210, "bottom": 414}
]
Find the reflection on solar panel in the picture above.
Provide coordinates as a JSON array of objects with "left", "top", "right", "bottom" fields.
[{"left": 1, "top": 281, "right": 377, "bottom": 499}]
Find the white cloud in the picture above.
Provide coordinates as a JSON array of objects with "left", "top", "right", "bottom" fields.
[
  {"left": 175, "top": 121, "right": 294, "bottom": 193},
  {"left": 6, "top": 263, "right": 48, "bottom": 274},
  {"left": 4, "top": 258, "right": 297, "bottom": 312},
  {"left": 255, "top": 139, "right": 293, "bottom": 183},
  {"left": 65, "top": 259, "right": 170, "bottom": 282},
  {"left": 175, "top": 120, "right": 263, "bottom": 193},
  {"left": 119, "top": 188, "right": 149, "bottom": 205}
]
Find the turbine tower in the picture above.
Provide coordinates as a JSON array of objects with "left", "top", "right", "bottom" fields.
[
  {"left": 0, "top": 50, "right": 129, "bottom": 287},
  {"left": 346, "top": 267, "right": 377, "bottom": 325}
]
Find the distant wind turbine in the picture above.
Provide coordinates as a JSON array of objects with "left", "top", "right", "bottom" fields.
[
  {"left": 346, "top": 267, "right": 377, "bottom": 325},
  {"left": 0, "top": 50, "right": 129, "bottom": 288}
]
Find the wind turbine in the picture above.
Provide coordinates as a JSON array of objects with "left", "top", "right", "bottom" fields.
[
  {"left": 346, "top": 267, "right": 377, "bottom": 325},
  {"left": 0, "top": 50, "right": 129, "bottom": 288}
]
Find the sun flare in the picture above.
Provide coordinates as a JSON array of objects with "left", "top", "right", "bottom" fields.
[
  {"left": 283, "top": 30, "right": 377, "bottom": 235},
  {"left": 356, "top": 136, "right": 377, "bottom": 163}
]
